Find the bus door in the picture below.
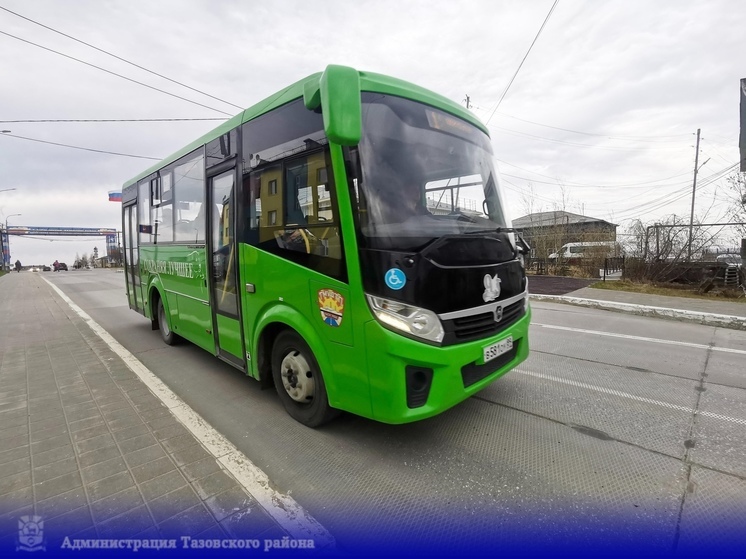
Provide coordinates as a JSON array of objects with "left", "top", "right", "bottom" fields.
[
  {"left": 123, "top": 204, "right": 143, "bottom": 312},
  {"left": 206, "top": 164, "right": 245, "bottom": 369}
]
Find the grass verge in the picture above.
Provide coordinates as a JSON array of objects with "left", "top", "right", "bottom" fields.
[{"left": 589, "top": 280, "right": 746, "bottom": 303}]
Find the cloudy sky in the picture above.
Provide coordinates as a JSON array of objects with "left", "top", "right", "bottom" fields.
[{"left": 1, "top": 0, "right": 744, "bottom": 266}]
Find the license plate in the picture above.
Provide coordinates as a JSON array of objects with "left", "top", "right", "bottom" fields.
[{"left": 483, "top": 336, "right": 513, "bottom": 364}]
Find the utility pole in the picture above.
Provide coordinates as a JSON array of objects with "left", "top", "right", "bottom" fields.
[{"left": 687, "top": 128, "right": 701, "bottom": 262}]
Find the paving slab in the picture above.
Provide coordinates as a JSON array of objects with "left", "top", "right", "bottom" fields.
[{"left": 0, "top": 272, "right": 303, "bottom": 551}]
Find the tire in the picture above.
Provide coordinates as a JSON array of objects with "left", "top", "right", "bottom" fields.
[
  {"left": 271, "top": 330, "right": 339, "bottom": 427},
  {"left": 157, "top": 298, "right": 177, "bottom": 346}
]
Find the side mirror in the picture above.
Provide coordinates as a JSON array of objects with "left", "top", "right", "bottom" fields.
[{"left": 304, "top": 65, "right": 361, "bottom": 146}]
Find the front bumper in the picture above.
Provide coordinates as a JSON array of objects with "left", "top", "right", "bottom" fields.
[{"left": 363, "top": 306, "right": 531, "bottom": 424}]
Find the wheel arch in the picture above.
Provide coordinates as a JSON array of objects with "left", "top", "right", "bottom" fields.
[
  {"left": 253, "top": 305, "right": 338, "bottom": 402},
  {"left": 147, "top": 277, "right": 168, "bottom": 331}
]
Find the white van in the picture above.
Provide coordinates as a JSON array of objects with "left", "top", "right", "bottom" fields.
[{"left": 548, "top": 241, "right": 620, "bottom": 261}]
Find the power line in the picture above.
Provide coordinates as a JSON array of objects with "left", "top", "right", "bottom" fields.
[
  {"left": 504, "top": 160, "right": 739, "bottom": 220},
  {"left": 1, "top": 132, "right": 161, "bottom": 160},
  {"left": 500, "top": 178, "right": 559, "bottom": 205},
  {"left": 611, "top": 162, "right": 739, "bottom": 220},
  {"left": 608, "top": 164, "right": 737, "bottom": 218},
  {"left": 0, "top": 118, "right": 229, "bottom": 123},
  {"left": 501, "top": 172, "right": 693, "bottom": 191},
  {"left": 497, "top": 159, "right": 693, "bottom": 188},
  {"left": 0, "top": 5, "right": 244, "bottom": 111},
  {"left": 700, "top": 138, "right": 737, "bottom": 167},
  {"left": 473, "top": 100, "right": 691, "bottom": 142},
  {"left": 0, "top": 30, "right": 233, "bottom": 116},
  {"left": 491, "top": 112, "right": 691, "bottom": 142},
  {"left": 486, "top": 0, "right": 559, "bottom": 123},
  {"left": 492, "top": 125, "right": 688, "bottom": 151}
]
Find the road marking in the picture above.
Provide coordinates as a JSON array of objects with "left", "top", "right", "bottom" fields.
[
  {"left": 42, "top": 277, "right": 334, "bottom": 548},
  {"left": 533, "top": 323, "right": 746, "bottom": 355},
  {"left": 517, "top": 369, "right": 746, "bottom": 426}
]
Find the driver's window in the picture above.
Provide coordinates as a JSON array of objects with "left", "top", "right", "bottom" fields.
[
  {"left": 246, "top": 152, "right": 342, "bottom": 261},
  {"left": 240, "top": 99, "right": 346, "bottom": 281},
  {"left": 286, "top": 152, "right": 331, "bottom": 226}
]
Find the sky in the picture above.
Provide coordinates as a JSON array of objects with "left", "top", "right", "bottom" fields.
[{"left": 1, "top": 0, "right": 745, "bottom": 266}]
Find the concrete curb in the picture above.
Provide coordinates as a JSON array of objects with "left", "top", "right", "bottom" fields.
[{"left": 529, "top": 294, "right": 746, "bottom": 331}]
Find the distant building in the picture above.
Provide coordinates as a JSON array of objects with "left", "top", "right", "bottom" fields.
[{"left": 512, "top": 211, "right": 617, "bottom": 258}]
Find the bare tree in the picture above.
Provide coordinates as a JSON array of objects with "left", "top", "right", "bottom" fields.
[
  {"left": 724, "top": 172, "right": 746, "bottom": 237},
  {"left": 519, "top": 182, "right": 541, "bottom": 220},
  {"left": 624, "top": 214, "right": 735, "bottom": 283}
]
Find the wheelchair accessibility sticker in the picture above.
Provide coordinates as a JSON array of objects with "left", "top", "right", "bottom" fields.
[{"left": 385, "top": 268, "right": 406, "bottom": 290}]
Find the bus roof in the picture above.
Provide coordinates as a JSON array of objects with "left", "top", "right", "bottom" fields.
[{"left": 123, "top": 65, "right": 489, "bottom": 188}]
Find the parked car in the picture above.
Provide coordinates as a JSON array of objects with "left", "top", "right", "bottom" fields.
[
  {"left": 55, "top": 262, "right": 68, "bottom": 271},
  {"left": 548, "top": 241, "right": 622, "bottom": 261}
]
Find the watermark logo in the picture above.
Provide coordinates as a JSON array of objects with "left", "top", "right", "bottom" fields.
[{"left": 17, "top": 515, "right": 45, "bottom": 552}]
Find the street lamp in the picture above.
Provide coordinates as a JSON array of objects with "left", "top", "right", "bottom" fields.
[
  {"left": 4, "top": 213, "right": 21, "bottom": 271},
  {"left": 0, "top": 188, "right": 16, "bottom": 194},
  {"left": 5, "top": 213, "right": 21, "bottom": 230}
]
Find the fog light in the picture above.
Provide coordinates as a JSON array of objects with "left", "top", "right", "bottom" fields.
[{"left": 405, "top": 366, "right": 433, "bottom": 408}]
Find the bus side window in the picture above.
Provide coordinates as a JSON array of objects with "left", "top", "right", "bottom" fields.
[
  {"left": 173, "top": 152, "right": 206, "bottom": 243},
  {"left": 138, "top": 178, "right": 152, "bottom": 244}
]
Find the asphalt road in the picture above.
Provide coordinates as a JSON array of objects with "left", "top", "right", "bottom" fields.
[
  {"left": 46, "top": 269, "right": 746, "bottom": 554},
  {"left": 526, "top": 274, "right": 597, "bottom": 295}
]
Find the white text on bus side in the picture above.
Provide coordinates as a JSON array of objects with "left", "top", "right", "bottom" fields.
[{"left": 142, "top": 259, "right": 194, "bottom": 279}]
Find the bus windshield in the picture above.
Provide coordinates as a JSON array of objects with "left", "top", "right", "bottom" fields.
[{"left": 354, "top": 93, "right": 508, "bottom": 251}]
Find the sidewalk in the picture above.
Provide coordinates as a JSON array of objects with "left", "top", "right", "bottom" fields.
[
  {"left": 531, "top": 285, "right": 746, "bottom": 330},
  {"left": 0, "top": 272, "right": 328, "bottom": 552}
]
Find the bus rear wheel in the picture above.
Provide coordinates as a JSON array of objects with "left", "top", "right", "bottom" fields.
[
  {"left": 271, "top": 330, "right": 338, "bottom": 427},
  {"left": 157, "top": 299, "right": 178, "bottom": 346}
]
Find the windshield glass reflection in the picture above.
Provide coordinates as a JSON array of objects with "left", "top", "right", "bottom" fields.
[{"left": 353, "top": 93, "right": 507, "bottom": 251}]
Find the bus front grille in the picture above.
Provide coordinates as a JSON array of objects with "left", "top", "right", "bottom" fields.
[{"left": 441, "top": 299, "right": 525, "bottom": 346}]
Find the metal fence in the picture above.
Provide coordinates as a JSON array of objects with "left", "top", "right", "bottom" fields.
[{"left": 526, "top": 256, "right": 626, "bottom": 280}]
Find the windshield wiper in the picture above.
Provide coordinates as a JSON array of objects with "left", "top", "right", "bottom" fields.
[
  {"left": 462, "top": 227, "right": 531, "bottom": 254},
  {"left": 464, "top": 226, "right": 522, "bottom": 234},
  {"left": 464, "top": 227, "right": 505, "bottom": 234}
]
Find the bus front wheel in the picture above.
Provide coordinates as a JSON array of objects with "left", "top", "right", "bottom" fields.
[
  {"left": 157, "top": 299, "right": 177, "bottom": 346},
  {"left": 271, "top": 330, "right": 338, "bottom": 427}
]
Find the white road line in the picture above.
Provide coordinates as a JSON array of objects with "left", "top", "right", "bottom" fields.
[
  {"left": 533, "top": 323, "right": 746, "bottom": 355},
  {"left": 43, "top": 277, "right": 335, "bottom": 548},
  {"left": 517, "top": 369, "right": 746, "bottom": 426}
]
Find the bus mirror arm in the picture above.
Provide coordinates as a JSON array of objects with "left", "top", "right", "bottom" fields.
[
  {"left": 492, "top": 227, "right": 530, "bottom": 256},
  {"left": 516, "top": 233, "right": 530, "bottom": 255}
]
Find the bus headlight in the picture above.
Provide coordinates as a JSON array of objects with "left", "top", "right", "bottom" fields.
[{"left": 366, "top": 294, "right": 444, "bottom": 344}]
